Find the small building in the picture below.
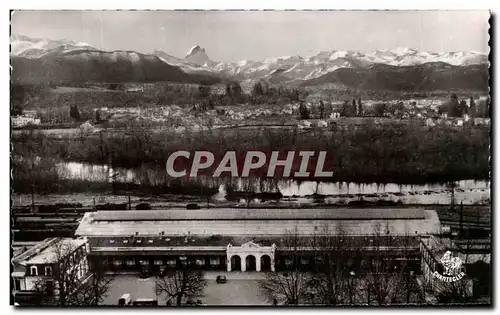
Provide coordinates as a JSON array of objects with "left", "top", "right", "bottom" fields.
[
  {"left": 426, "top": 118, "right": 436, "bottom": 127},
  {"left": 11, "top": 238, "right": 89, "bottom": 305},
  {"left": 79, "top": 121, "right": 95, "bottom": 133},
  {"left": 11, "top": 116, "right": 41, "bottom": 128},
  {"left": 420, "top": 236, "right": 490, "bottom": 302},
  {"left": 330, "top": 112, "right": 341, "bottom": 119}
]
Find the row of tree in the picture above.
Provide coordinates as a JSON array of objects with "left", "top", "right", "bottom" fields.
[
  {"left": 260, "top": 224, "right": 423, "bottom": 305},
  {"left": 443, "top": 94, "right": 490, "bottom": 118}
]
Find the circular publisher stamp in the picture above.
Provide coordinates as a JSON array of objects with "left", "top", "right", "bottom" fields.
[{"left": 433, "top": 251, "right": 466, "bottom": 282}]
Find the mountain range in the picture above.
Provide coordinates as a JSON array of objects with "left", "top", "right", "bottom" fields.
[{"left": 10, "top": 35, "right": 489, "bottom": 91}]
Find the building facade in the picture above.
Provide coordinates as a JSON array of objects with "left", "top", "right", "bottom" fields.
[
  {"left": 11, "top": 238, "right": 89, "bottom": 305},
  {"left": 77, "top": 208, "right": 441, "bottom": 275}
]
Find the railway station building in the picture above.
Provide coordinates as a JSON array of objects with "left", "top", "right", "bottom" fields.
[{"left": 75, "top": 208, "right": 441, "bottom": 274}]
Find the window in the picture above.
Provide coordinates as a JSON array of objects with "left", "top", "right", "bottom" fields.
[
  {"left": 109, "top": 240, "right": 115, "bottom": 244},
  {"left": 196, "top": 259, "right": 205, "bottom": 266},
  {"left": 30, "top": 266, "right": 38, "bottom": 276},
  {"left": 167, "top": 259, "right": 176, "bottom": 266},
  {"left": 126, "top": 259, "right": 135, "bottom": 266},
  {"left": 148, "top": 240, "right": 154, "bottom": 244},
  {"left": 136, "top": 240, "right": 142, "bottom": 244},
  {"left": 114, "top": 259, "right": 122, "bottom": 266},
  {"left": 45, "top": 266, "right": 52, "bottom": 276},
  {"left": 123, "top": 240, "right": 128, "bottom": 244},
  {"left": 154, "top": 260, "right": 163, "bottom": 266},
  {"left": 210, "top": 258, "right": 220, "bottom": 266}
]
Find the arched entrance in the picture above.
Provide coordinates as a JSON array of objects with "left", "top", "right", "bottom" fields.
[
  {"left": 230, "top": 255, "right": 241, "bottom": 271},
  {"left": 245, "top": 255, "right": 256, "bottom": 271},
  {"left": 261, "top": 255, "right": 271, "bottom": 271}
]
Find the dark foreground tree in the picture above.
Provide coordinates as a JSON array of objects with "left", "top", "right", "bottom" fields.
[
  {"left": 155, "top": 269, "right": 206, "bottom": 306},
  {"left": 308, "top": 223, "right": 362, "bottom": 305},
  {"left": 319, "top": 100, "right": 325, "bottom": 119},
  {"left": 260, "top": 227, "right": 312, "bottom": 305},
  {"left": 298, "top": 102, "right": 310, "bottom": 120},
  {"left": 70, "top": 104, "right": 81, "bottom": 121}
]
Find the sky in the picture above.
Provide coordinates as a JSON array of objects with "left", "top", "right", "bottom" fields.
[{"left": 11, "top": 10, "right": 490, "bottom": 62}]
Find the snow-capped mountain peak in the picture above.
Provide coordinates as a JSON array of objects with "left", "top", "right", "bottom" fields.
[
  {"left": 186, "top": 45, "right": 205, "bottom": 57},
  {"left": 185, "top": 45, "right": 214, "bottom": 66},
  {"left": 389, "top": 47, "right": 418, "bottom": 55},
  {"left": 10, "top": 35, "right": 488, "bottom": 85},
  {"left": 10, "top": 34, "right": 94, "bottom": 58}
]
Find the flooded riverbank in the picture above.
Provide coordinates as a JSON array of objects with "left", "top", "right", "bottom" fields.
[{"left": 45, "top": 161, "right": 491, "bottom": 205}]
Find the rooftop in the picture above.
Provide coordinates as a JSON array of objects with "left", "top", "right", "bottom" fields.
[
  {"left": 76, "top": 208, "right": 441, "bottom": 237},
  {"left": 23, "top": 238, "right": 87, "bottom": 265},
  {"left": 91, "top": 208, "right": 427, "bottom": 222}
]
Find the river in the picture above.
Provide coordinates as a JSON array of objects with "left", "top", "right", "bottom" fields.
[{"left": 54, "top": 161, "right": 490, "bottom": 205}]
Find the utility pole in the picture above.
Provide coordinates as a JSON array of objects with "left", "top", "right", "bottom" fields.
[
  {"left": 459, "top": 201, "right": 464, "bottom": 236},
  {"left": 476, "top": 206, "right": 480, "bottom": 226},
  {"left": 31, "top": 184, "right": 35, "bottom": 210}
]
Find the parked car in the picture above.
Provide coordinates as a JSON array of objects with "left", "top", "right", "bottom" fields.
[
  {"left": 118, "top": 293, "right": 132, "bottom": 306},
  {"left": 140, "top": 266, "right": 151, "bottom": 279},
  {"left": 216, "top": 275, "right": 227, "bottom": 284}
]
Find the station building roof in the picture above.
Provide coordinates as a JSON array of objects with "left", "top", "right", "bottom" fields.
[{"left": 76, "top": 208, "right": 441, "bottom": 237}]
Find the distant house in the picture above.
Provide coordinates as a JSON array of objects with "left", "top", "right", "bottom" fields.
[
  {"left": 426, "top": 118, "right": 436, "bottom": 127},
  {"left": 80, "top": 121, "right": 95, "bottom": 133},
  {"left": 330, "top": 112, "right": 341, "bottom": 119},
  {"left": 316, "top": 120, "right": 328, "bottom": 127},
  {"left": 11, "top": 116, "right": 41, "bottom": 128},
  {"left": 474, "top": 118, "right": 490, "bottom": 125}
]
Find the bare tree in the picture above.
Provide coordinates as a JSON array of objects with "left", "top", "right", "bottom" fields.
[
  {"left": 361, "top": 223, "right": 406, "bottom": 305},
  {"left": 77, "top": 242, "right": 114, "bottom": 305},
  {"left": 307, "top": 223, "right": 356, "bottom": 305},
  {"left": 34, "top": 239, "right": 110, "bottom": 306},
  {"left": 260, "top": 227, "right": 311, "bottom": 305},
  {"left": 155, "top": 269, "right": 206, "bottom": 306}
]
